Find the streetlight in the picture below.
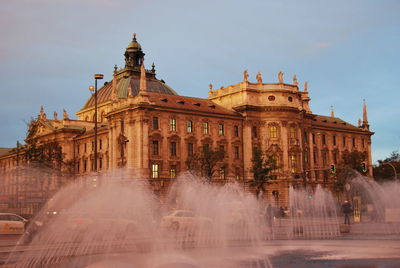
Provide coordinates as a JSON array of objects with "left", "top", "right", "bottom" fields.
[{"left": 89, "top": 73, "right": 104, "bottom": 172}]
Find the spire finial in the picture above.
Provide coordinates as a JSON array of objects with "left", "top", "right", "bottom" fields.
[
  {"left": 139, "top": 60, "right": 147, "bottom": 93},
  {"left": 330, "top": 105, "right": 335, "bottom": 117},
  {"left": 293, "top": 74, "right": 298, "bottom": 86},
  {"left": 362, "top": 99, "right": 369, "bottom": 130},
  {"left": 151, "top": 62, "right": 155, "bottom": 73},
  {"left": 39, "top": 106, "right": 46, "bottom": 120},
  {"left": 304, "top": 81, "right": 308, "bottom": 92},
  {"left": 133, "top": 33, "right": 137, "bottom": 40}
]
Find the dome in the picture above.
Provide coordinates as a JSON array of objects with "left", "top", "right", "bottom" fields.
[{"left": 126, "top": 37, "right": 141, "bottom": 51}]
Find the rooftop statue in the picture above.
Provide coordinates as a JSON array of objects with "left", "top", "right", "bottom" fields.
[
  {"left": 293, "top": 74, "right": 298, "bottom": 86},
  {"left": 243, "top": 69, "right": 249, "bottom": 82},
  {"left": 63, "top": 109, "right": 69, "bottom": 120},
  {"left": 256, "top": 72, "right": 263, "bottom": 84},
  {"left": 278, "top": 71, "right": 284, "bottom": 84}
]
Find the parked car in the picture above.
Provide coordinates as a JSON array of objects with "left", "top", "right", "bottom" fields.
[
  {"left": 0, "top": 213, "right": 28, "bottom": 235},
  {"left": 160, "top": 210, "right": 212, "bottom": 231}
]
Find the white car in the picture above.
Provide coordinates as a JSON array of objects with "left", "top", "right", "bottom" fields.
[
  {"left": 0, "top": 213, "right": 28, "bottom": 235},
  {"left": 160, "top": 210, "right": 212, "bottom": 231}
]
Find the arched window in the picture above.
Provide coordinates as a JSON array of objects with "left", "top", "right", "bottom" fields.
[{"left": 290, "top": 153, "right": 297, "bottom": 173}]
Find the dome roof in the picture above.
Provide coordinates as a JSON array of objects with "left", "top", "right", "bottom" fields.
[
  {"left": 126, "top": 37, "right": 141, "bottom": 51},
  {"left": 81, "top": 77, "right": 178, "bottom": 109}
]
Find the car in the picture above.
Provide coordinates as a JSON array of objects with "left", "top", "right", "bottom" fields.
[
  {"left": 160, "top": 210, "right": 212, "bottom": 232},
  {"left": 0, "top": 213, "right": 28, "bottom": 235}
]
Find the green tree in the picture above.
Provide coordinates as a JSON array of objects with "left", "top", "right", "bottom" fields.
[
  {"left": 373, "top": 151, "right": 400, "bottom": 182},
  {"left": 334, "top": 151, "right": 367, "bottom": 192},
  {"left": 250, "top": 148, "right": 277, "bottom": 198},
  {"left": 185, "top": 146, "right": 226, "bottom": 181}
]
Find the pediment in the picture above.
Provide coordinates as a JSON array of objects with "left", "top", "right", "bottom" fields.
[{"left": 27, "top": 120, "right": 56, "bottom": 139}]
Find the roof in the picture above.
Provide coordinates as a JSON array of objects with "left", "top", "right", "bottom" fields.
[
  {"left": 148, "top": 92, "right": 240, "bottom": 117},
  {"left": 312, "top": 115, "right": 367, "bottom": 132},
  {"left": 0, "top": 148, "right": 12, "bottom": 157},
  {"left": 82, "top": 77, "right": 178, "bottom": 110}
]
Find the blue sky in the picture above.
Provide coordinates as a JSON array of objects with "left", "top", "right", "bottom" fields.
[{"left": 1, "top": 0, "right": 399, "bottom": 163}]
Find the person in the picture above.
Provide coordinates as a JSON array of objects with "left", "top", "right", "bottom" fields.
[
  {"left": 342, "top": 200, "right": 352, "bottom": 224},
  {"left": 265, "top": 204, "right": 273, "bottom": 227}
]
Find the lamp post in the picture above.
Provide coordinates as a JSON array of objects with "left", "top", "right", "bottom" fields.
[{"left": 89, "top": 74, "right": 104, "bottom": 172}]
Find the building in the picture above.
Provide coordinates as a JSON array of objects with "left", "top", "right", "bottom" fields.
[{"left": 0, "top": 35, "right": 373, "bottom": 215}]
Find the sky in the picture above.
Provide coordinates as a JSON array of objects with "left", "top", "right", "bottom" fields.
[{"left": 0, "top": 0, "right": 399, "bottom": 163}]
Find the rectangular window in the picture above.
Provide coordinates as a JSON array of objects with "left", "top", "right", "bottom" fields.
[
  {"left": 234, "top": 146, "right": 239, "bottom": 159},
  {"left": 187, "top": 120, "right": 193, "bottom": 133},
  {"left": 252, "top": 126, "right": 258, "bottom": 138},
  {"left": 322, "top": 135, "right": 326, "bottom": 145},
  {"left": 272, "top": 155, "right": 280, "bottom": 168},
  {"left": 99, "top": 158, "right": 102, "bottom": 169},
  {"left": 333, "top": 136, "right": 337, "bottom": 146},
  {"left": 170, "top": 142, "right": 177, "bottom": 156},
  {"left": 304, "top": 131, "right": 308, "bottom": 143},
  {"left": 313, "top": 151, "right": 318, "bottom": 164},
  {"left": 153, "top": 117, "right": 159, "bottom": 130},
  {"left": 92, "top": 141, "right": 94, "bottom": 151},
  {"left": 170, "top": 118, "right": 176, "bottom": 131},
  {"left": 290, "top": 126, "right": 296, "bottom": 139},
  {"left": 343, "top": 136, "right": 346, "bottom": 146},
  {"left": 234, "top": 125, "right": 239, "bottom": 137},
  {"left": 84, "top": 143, "right": 87, "bottom": 153},
  {"left": 84, "top": 159, "right": 87, "bottom": 172},
  {"left": 77, "top": 144, "right": 80, "bottom": 154},
  {"left": 152, "top": 164, "right": 159, "bottom": 178},
  {"left": 203, "top": 122, "right": 209, "bottom": 134},
  {"left": 170, "top": 165, "right": 177, "bottom": 178},
  {"left": 352, "top": 137, "right": 356, "bottom": 147},
  {"left": 312, "top": 134, "right": 315, "bottom": 144},
  {"left": 152, "top": 140, "right": 159, "bottom": 155},
  {"left": 77, "top": 162, "right": 80, "bottom": 173},
  {"left": 290, "top": 153, "right": 297, "bottom": 173},
  {"left": 219, "top": 123, "right": 225, "bottom": 136},
  {"left": 235, "top": 167, "right": 241, "bottom": 180},
  {"left": 219, "top": 167, "right": 226, "bottom": 179},
  {"left": 362, "top": 138, "right": 365, "bottom": 148},
  {"left": 270, "top": 126, "right": 277, "bottom": 138},
  {"left": 188, "top": 143, "right": 194, "bottom": 156},
  {"left": 99, "top": 139, "right": 102, "bottom": 150}
]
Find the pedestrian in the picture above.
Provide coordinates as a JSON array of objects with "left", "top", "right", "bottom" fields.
[
  {"left": 265, "top": 204, "right": 273, "bottom": 227},
  {"left": 342, "top": 200, "right": 352, "bottom": 225}
]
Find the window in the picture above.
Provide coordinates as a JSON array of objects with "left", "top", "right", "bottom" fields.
[
  {"left": 77, "top": 162, "right": 80, "bottom": 173},
  {"left": 290, "top": 153, "right": 297, "bottom": 173},
  {"left": 219, "top": 167, "right": 226, "bottom": 179},
  {"left": 170, "top": 165, "right": 177, "bottom": 178},
  {"left": 352, "top": 137, "right": 356, "bottom": 147},
  {"left": 290, "top": 126, "right": 296, "bottom": 139},
  {"left": 153, "top": 117, "right": 159, "bottom": 130},
  {"left": 219, "top": 123, "right": 225, "bottom": 136},
  {"left": 322, "top": 151, "right": 328, "bottom": 165},
  {"left": 269, "top": 125, "right": 277, "bottom": 138},
  {"left": 322, "top": 135, "right": 326, "bottom": 145},
  {"left": 362, "top": 138, "right": 365, "bottom": 148},
  {"left": 187, "top": 120, "right": 193, "bottom": 133},
  {"left": 268, "top": 95, "right": 275, "bottom": 101},
  {"left": 234, "top": 146, "right": 239, "bottom": 159},
  {"left": 333, "top": 151, "right": 338, "bottom": 164},
  {"left": 203, "top": 122, "right": 209, "bottom": 134},
  {"left": 77, "top": 144, "right": 80, "bottom": 154},
  {"left": 84, "top": 160, "right": 87, "bottom": 172},
  {"left": 91, "top": 141, "right": 94, "bottom": 151},
  {"left": 99, "top": 158, "right": 102, "bottom": 169},
  {"left": 152, "top": 140, "right": 159, "bottom": 155},
  {"left": 312, "top": 134, "right": 316, "bottom": 144},
  {"left": 170, "top": 118, "right": 176, "bottom": 131},
  {"left": 170, "top": 142, "right": 177, "bottom": 156},
  {"left": 272, "top": 155, "right": 280, "bottom": 168},
  {"left": 288, "top": 96, "right": 293, "bottom": 102},
  {"left": 343, "top": 136, "right": 346, "bottom": 146},
  {"left": 234, "top": 125, "right": 239, "bottom": 137},
  {"left": 333, "top": 135, "right": 337, "bottom": 146},
  {"left": 313, "top": 151, "right": 318, "bottom": 164},
  {"left": 203, "top": 144, "right": 210, "bottom": 152},
  {"left": 99, "top": 139, "right": 102, "bottom": 150},
  {"left": 188, "top": 143, "right": 194, "bottom": 156},
  {"left": 151, "top": 164, "right": 159, "bottom": 178},
  {"left": 252, "top": 126, "right": 258, "bottom": 138},
  {"left": 84, "top": 143, "right": 87, "bottom": 153}
]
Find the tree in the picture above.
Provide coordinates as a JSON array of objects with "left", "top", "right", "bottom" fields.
[
  {"left": 250, "top": 148, "right": 277, "bottom": 198},
  {"left": 373, "top": 151, "right": 400, "bottom": 182},
  {"left": 185, "top": 146, "right": 226, "bottom": 181},
  {"left": 334, "top": 151, "right": 367, "bottom": 192}
]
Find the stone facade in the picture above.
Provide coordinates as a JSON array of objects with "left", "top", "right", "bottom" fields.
[{"left": 0, "top": 36, "right": 373, "bottom": 215}]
